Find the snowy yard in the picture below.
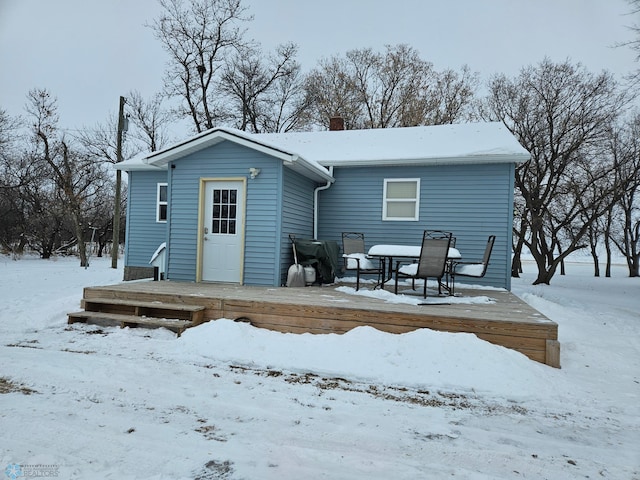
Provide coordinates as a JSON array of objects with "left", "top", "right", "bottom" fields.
[{"left": 0, "top": 254, "right": 638, "bottom": 479}]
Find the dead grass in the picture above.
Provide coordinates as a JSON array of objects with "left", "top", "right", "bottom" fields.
[
  {"left": 229, "top": 365, "right": 529, "bottom": 415},
  {"left": 0, "top": 377, "right": 37, "bottom": 395}
]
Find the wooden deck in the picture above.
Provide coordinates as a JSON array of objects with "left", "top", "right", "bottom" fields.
[{"left": 70, "top": 280, "right": 560, "bottom": 368}]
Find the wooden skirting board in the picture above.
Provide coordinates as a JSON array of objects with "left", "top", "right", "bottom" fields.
[{"left": 70, "top": 282, "right": 561, "bottom": 368}]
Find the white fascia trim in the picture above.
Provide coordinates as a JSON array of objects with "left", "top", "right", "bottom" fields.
[
  {"left": 146, "top": 129, "right": 294, "bottom": 166},
  {"left": 145, "top": 128, "right": 334, "bottom": 183},
  {"left": 115, "top": 162, "right": 166, "bottom": 171},
  {"left": 285, "top": 154, "right": 335, "bottom": 183},
  {"left": 319, "top": 153, "right": 531, "bottom": 168}
]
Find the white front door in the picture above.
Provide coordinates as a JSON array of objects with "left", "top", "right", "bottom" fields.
[{"left": 201, "top": 180, "right": 245, "bottom": 283}]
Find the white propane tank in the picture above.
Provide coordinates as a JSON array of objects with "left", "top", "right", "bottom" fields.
[{"left": 303, "top": 266, "right": 316, "bottom": 286}]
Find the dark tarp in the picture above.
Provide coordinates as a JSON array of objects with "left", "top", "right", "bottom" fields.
[{"left": 292, "top": 238, "right": 340, "bottom": 284}]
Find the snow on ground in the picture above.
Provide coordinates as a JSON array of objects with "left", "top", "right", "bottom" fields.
[{"left": 0, "top": 254, "right": 638, "bottom": 479}]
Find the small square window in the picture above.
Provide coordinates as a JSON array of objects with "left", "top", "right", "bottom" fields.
[{"left": 383, "top": 179, "right": 420, "bottom": 221}]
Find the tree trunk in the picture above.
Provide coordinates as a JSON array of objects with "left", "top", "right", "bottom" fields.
[
  {"left": 531, "top": 246, "right": 551, "bottom": 284},
  {"left": 16, "top": 235, "right": 27, "bottom": 255},
  {"left": 589, "top": 244, "right": 600, "bottom": 277},
  {"left": 511, "top": 216, "right": 528, "bottom": 278},
  {"left": 630, "top": 221, "right": 640, "bottom": 277},
  {"left": 532, "top": 271, "right": 552, "bottom": 285},
  {"left": 631, "top": 257, "right": 640, "bottom": 277},
  {"left": 511, "top": 253, "right": 522, "bottom": 278},
  {"left": 41, "top": 233, "right": 56, "bottom": 259},
  {"left": 604, "top": 236, "right": 612, "bottom": 278},
  {"left": 74, "top": 216, "right": 87, "bottom": 267},
  {"left": 533, "top": 262, "right": 560, "bottom": 285},
  {"left": 531, "top": 240, "right": 566, "bottom": 285},
  {"left": 629, "top": 228, "right": 640, "bottom": 277}
]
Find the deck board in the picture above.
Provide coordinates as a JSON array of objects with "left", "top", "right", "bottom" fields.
[{"left": 77, "top": 280, "right": 560, "bottom": 367}]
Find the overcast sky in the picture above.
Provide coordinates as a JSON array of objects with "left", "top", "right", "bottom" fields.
[{"left": 0, "top": 0, "right": 637, "bottom": 133}]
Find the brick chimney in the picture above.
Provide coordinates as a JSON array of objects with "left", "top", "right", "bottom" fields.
[{"left": 329, "top": 116, "right": 345, "bottom": 131}]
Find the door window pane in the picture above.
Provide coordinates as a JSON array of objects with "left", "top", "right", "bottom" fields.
[{"left": 211, "top": 188, "right": 238, "bottom": 235}]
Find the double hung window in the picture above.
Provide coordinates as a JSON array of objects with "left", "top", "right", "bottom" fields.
[{"left": 383, "top": 178, "right": 420, "bottom": 221}]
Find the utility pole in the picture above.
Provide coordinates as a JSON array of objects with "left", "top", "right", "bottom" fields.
[{"left": 111, "top": 96, "right": 126, "bottom": 269}]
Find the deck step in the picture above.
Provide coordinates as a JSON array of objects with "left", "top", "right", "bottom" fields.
[
  {"left": 83, "top": 297, "right": 205, "bottom": 312},
  {"left": 82, "top": 297, "right": 205, "bottom": 324},
  {"left": 67, "top": 311, "right": 193, "bottom": 336}
]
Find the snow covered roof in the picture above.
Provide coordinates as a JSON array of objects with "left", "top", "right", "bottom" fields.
[
  {"left": 255, "top": 122, "right": 530, "bottom": 167},
  {"left": 128, "top": 127, "right": 335, "bottom": 183},
  {"left": 116, "top": 122, "right": 529, "bottom": 176},
  {"left": 115, "top": 152, "right": 166, "bottom": 171}
]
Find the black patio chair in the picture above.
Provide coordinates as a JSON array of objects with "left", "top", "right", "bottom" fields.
[
  {"left": 422, "top": 230, "right": 455, "bottom": 292},
  {"left": 394, "top": 230, "right": 452, "bottom": 298},
  {"left": 449, "top": 235, "right": 496, "bottom": 295},
  {"left": 341, "top": 232, "right": 383, "bottom": 291}
]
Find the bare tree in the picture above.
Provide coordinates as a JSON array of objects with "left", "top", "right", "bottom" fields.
[
  {"left": 304, "top": 55, "right": 364, "bottom": 129},
  {"left": 150, "top": 0, "right": 251, "bottom": 133},
  {"left": 75, "top": 92, "right": 168, "bottom": 265},
  {"left": 0, "top": 156, "right": 59, "bottom": 257},
  {"left": 258, "top": 57, "right": 314, "bottom": 133},
  {"left": 304, "top": 44, "right": 479, "bottom": 130},
  {"left": 18, "top": 173, "right": 68, "bottom": 259},
  {"left": 485, "top": 59, "right": 629, "bottom": 284},
  {"left": 424, "top": 66, "right": 480, "bottom": 125},
  {"left": 126, "top": 90, "right": 173, "bottom": 151},
  {"left": 81, "top": 176, "right": 122, "bottom": 258},
  {"left": 0, "top": 108, "right": 21, "bottom": 160},
  {"left": 77, "top": 114, "right": 137, "bottom": 164},
  {"left": 220, "top": 42, "right": 308, "bottom": 132},
  {"left": 0, "top": 109, "right": 26, "bottom": 253},
  {"left": 0, "top": 107, "right": 68, "bottom": 257},
  {"left": 351, "top": 45, "right": 431, "bottom": 128},
  {"left": 620, "top": 0, "right": 640, "bottom": 84},
  {"left": 606, "top": 114, "right": 640, "bottom": 276},
  {"left": 27, "top": 89, "right": 110, "bottom": 267},
  {"left": 80, "top": 92, "right": 171, "bottom": 158}
]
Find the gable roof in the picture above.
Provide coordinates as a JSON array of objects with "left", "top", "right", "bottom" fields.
[
  {"left": 116, "top": 122, "right": 529, "bottom": 175},
  {"left": 119, "top": 127, "right": 334, "bottom": 183},
  {"left": 255, "top": 122, "right": 530, "bottom": 167}
]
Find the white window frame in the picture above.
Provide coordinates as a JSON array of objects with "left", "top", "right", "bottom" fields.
[
  {"left": 382, "top": 178, "right": 420, "bottom": 221},
  {"left": 156, "top": 183, "right": 168, "bottom": 223}
]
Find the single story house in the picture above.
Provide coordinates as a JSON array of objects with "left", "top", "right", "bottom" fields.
[{"left": 116, "top": 121, "right": 530, "bottom": 290}]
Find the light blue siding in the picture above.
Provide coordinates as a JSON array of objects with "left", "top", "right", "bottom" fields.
[
  {"left": 279, "top": 168, "right": 317, "bottom": 285},
  {"left": 244, "top": 157, "right": 283, "bottom": 286},
  {"left": 317, "top": 163, "right": 514, "bottom": 290},
  {"left": 124, "top": 139, "right": 517, "bottom": 290},
  {"left": 124, "top": 170, "right": 168, "bottom": 268},
  {"left": 166, "top": 140, "right": 284, "bottom": 285}
]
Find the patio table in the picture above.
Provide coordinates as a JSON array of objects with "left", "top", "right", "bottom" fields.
[{"left": 367, "top": 244, "right": 461, "bottom": 289}]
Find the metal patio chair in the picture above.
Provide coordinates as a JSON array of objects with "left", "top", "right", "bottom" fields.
[
  {"left": 394, "top": 230, "right": 452, "bottom": 298},
  {"left": 341, "top": 232, "right": 383, "bottom": 291},
  {"left": 423, "top": 230, "right": 455, "bottom": 292},
  {"left": 449, "top": 235, "right": 496, "bottom": 295}
]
